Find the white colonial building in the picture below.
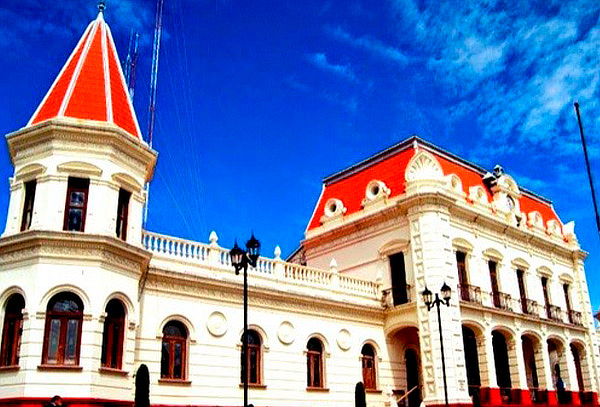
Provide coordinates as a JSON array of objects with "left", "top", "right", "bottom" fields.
[{"left": 0, "top": 7, "right": 599, "bottom": 407}]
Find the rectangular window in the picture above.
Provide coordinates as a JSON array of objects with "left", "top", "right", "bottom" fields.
[
  {"left": 115, "top": 189, "right": 131, "bottom": 240},
  {"left": 517, "top": 269, "right": 527, "bottom": 312},
  {"left": 389, "top": 252, "right": 408, "bottom": 306},
  {"left": 489, "top": 260, "right": 500, "bottom": 308},
  {"left": 541, "top": 277, "right": 551, "bottom": 318},
  {"left": 457, "top": 251, "right": 469, "bottom": 301},
  {"left": 63, "top": 178, "right": 89, "bottom": 232},
  {"left": 563, "top": 284, "right": 572, "bottom": 313},
  {"left": 20, "top": 180, "right": 36, "bottom": 231}
]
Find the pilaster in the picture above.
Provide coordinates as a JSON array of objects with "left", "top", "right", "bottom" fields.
[{"left": 408, "top": 202, "right": 471, "bottom": 406}]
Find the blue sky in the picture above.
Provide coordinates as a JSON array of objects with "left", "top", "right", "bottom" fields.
[{"left": 1, "top": 1, "right": 600, "bottom": 307}]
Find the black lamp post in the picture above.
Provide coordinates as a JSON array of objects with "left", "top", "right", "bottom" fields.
[
  {"left": 422, "top": 282, "right": 452, "bottom": 407},
  {"left": 230, "top": 235, "right": 260, "bottom": 407}
]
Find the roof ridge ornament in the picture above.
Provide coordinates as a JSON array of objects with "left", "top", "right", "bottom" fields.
[{"left": 98, "top": 0, "right": 106, "bottom": 13}]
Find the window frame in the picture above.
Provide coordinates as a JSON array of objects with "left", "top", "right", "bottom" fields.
[
  {"left": 100, "top": 299, "right": 126, "bottom": 370},
  {"left": 115, "top": 188, "right": 131, "bottom": 241},
  {"left": 63, "top": 177, "right": 90, "bottom": 232},
  {"left": 0, "top": 294, "right": 25, "bottom": 367},
  {"left": 160, "top": 321, "right": 188, "bottom": 381},
  {"left": 240, "top": 329, "right": 262, "bottom": 385},
  {"left": 20, "top": 180, "right": 36, "bottom": 232},
  {"left": 306, "top": 338, "right": 325, "bottom": 389},
  {"left": 361, "top": 344, "right": 377, "bottom": 390},
  {"left": 41, "top": 293, "right": 84, "bottom": 366}
]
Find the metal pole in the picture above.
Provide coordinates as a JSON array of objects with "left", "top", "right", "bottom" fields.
[
  {"left": 436, "top": 294, "right": 449, "bottom": 407},
  {"left": 243, "top": 264, "right": 249, "bottom": 407},
  {"left": 574, "top": 102, "right": 600, "bottom": 235}
]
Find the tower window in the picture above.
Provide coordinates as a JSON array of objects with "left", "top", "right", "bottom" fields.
[
  {"left": 1, "top": 294, "right": 25, "bottom": 367},
  {"left": 20, "top": 180, "right": 36, "bottom": 231},
  {"left": 63, "top": 177, "right": 89, "bottom": 232},
  {"left": 42, "top": 292, "right": 84, "bottom": 366},
  {"left": 115, "top": 189, "right": 131, "bottom": 241}
]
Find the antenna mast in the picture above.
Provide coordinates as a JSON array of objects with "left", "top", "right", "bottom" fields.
[
  {"left": 574, "top": 102, "right": 600, "bottom": 236},
  {"left": 147, "top": 0, "right": 164, "bottom": 148},
  {"left": 124, "top": 30, "right": 140, "bottom": 99},
  {"left": 143, "top": 0, "right": 165, "bottom": 227}
]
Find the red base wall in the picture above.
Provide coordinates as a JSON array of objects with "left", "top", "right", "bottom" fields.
[{"left": 1, "top": 392, "right": 598, "bottom": 407}]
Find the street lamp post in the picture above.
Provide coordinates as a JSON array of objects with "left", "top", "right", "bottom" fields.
[
  {"left": 422, "top": 283, "right": 452, "bottom": 407},
  {"left": 230, "top": 235, "right": 261, "bottom": 407}
]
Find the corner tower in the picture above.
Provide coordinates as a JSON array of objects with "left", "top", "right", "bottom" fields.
[
  {"left": 0, "top": 7, "right": 157, "bottom": 404},
  {"left": 4, "top": 9, "right": 156, "bottom": 242}
]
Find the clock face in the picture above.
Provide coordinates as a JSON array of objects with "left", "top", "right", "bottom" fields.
[{"left": 506, "top": 195, "right": 515, "bottom": 211}]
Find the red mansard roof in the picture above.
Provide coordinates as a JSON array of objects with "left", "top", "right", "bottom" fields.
[
  {"left": 28, "top": 12, "right": 142, "bottom": 140},
  {"left": 307, "top": 137, "right": 561, "bottom": 231}
]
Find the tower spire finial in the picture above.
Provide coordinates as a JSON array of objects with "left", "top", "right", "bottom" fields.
[{"left": 98, "top": 0, "right": 106, "bottom": 13}]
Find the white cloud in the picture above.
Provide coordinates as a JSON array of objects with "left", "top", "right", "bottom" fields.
[
  {"left": 306, "top": 52, "right": 358, "bottom": 82},
  {"left": 326, "top": 25, "right": 410, "bottom": 65},
  {"left": 389, "top": 0, "right": 600, "bottom": 160}
]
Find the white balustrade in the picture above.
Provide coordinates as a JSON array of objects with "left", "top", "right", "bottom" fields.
[{"left": 141, "top": 231, "right": 379, "bottom": 299}]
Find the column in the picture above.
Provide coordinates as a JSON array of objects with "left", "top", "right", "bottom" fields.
[
  {"left": 513, "top": 334, "right": 532, "bottom": 405},
  {"left": 541, "top": 339, "right": 558, "bottom": 405},
  {"left": 484, "top": 328, "right": 502, "bottom": 404}
]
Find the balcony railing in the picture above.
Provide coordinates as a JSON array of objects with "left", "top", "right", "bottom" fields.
[
  {"left": 493, "top": 292, "right": 513, "bottom": 311},
  {"left": 548, "top": 305, "right": 564, "bottom": 322},
  {"left": 459, "top": 284, "right": 482, "bottom": 304},
  {"left": 142, "top": 231, "right": 380, "bottom": 300},
  {"left": 382, "top": 285, "right": 413, "bottom": 308},
  {"left": 521, "top": 298, "right": 540, "bottom": 317},
  {"left": 568, "top": 309, "right": 583, "bottom": 326}
]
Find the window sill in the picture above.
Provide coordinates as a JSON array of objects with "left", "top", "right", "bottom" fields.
[
  {"left": 38, "top": 364, "right": 83, "bottom": 371},
  {"left": 0, "top": 365, "right": 19, "bottom": 372},
  {"left": 239, "top": 383, "right": 267, "bottom": 389},
  {"left": 306, "top": 387, "right": 329, "bottom": 392},
  {"left": 99, "top": 367, "right": 128, "bottom": 376},
  {"left": 366, "top": 389, "right": 382, "bottom": 394},
  {"left": 158, "top": 378, "right": 192, "bottom": 386}
]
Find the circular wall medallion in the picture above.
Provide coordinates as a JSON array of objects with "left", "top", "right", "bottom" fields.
[
  {"left": 207, "top": 311, "right": 227, "bottom": 337},
  {"left": 337, "top": 329, "right": 351, "bottom": 351},
  {"left": 277, "top": 321, "right": 295, "bottom": 345}
]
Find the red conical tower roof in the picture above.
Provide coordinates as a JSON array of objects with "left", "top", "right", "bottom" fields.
[{"left": 28, "top": 11, "right": 142, "bottom": 140}]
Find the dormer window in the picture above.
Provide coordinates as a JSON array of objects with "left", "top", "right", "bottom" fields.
[
  {"left": 63, "top": 177, "right": 89, "bottom": 232},
  {"left": 20, "top": 180, "right": 36, "bottom": 231},
  {"left": 116, "top": 189, "right": 131, "bottom": 241}
]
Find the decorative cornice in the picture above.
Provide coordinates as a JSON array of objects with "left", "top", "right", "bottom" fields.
[
  {"left": 144, "top": 267, "right": 384, "bottom": 325},
  {"left": 0, "top": 230, "right": 151, "bottom": 276},
  {"left": 5, "top": 119, "right": 157, "bottom": 181}
]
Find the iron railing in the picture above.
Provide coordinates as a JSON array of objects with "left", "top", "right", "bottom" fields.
[
  {"left": 521, "top": 298, "right": 540, "bottom": 317},
  {"left": 548, "top": 305, "right": 564, "bottom": 322},
  {"left": 568, "top": 310, "right": 583, "bottom": 326},
  {"left": 493, "top": 292, "right": 513, "bottom": 311},
  {"left": 382, "top": 285, "right": 413, "bottom": 308},
  {"left": 459, "top": 284, "right": 482, "bottom": 304}
]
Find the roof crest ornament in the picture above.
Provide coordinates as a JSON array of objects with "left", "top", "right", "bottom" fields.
[{"left": 98, "top": 0, "right": 106, "bottom": 13}]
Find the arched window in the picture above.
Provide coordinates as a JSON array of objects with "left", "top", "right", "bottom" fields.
[
  {"left": 361, "top": 344, "right": 377, "bottom": 390},
  {"left": 161, "top": 321, "right": 187, "bottom": 380},
  {"left": 101, "top": 299, "right": 126, "bottom": 370},
  {"left": 1, "top": 294, "right": 25, "bottom": 367},
  {"left": 42, "top": 292, "right": 83, "bottom": 365},
  {"left": 240, "top": 330, "right": 262, "bottom": 385},
  {"left": 307, "top": 337, "right": 324, "bottom": 388}
]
